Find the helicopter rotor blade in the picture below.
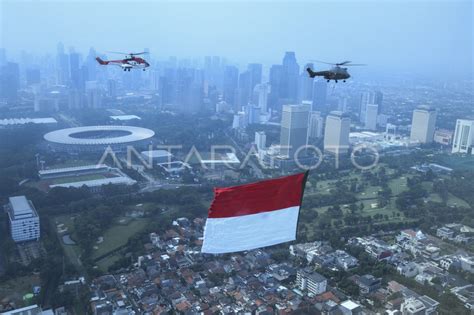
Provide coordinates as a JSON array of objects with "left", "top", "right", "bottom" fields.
[
  {"left": 344, "top": 64, "right": 367, "bottom": 66},
  {"left": 336, "top": 61, "right": 352, "bottom": 65},
  {"left": 106, "top": 51, "right": 130, "bottom": 55},
  {"left": 309, "top": 59, "right": 337, "bottom": 65}
]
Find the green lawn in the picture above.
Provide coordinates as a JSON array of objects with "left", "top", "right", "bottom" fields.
[
  {"left": 91, "top": 218, "right": 148, "bottom": 260},
  {"left": 95, "top": 254, "right": 123, "bottom": 272},
  {"left": 51, "top": 174, "right": 108, "bottom": 185}
]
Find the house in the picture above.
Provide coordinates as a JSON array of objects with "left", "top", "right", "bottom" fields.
[
  {"left": 358, "top": 274, "right": 382, "bottom": 295},
  {"left": 397, "top": 262, "right": 419, "bottom": 278},
  {"left": 436, "top": 227, "right": 454, "bottom": 239}
]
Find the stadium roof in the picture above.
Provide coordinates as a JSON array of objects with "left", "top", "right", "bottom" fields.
[
  {"left": 0, "top": 117, "right": 57, "bottom": 126},
  {"left": 44, "top": 125, "right": 154, "bottom": 145},
  {"left": 110, "top": 115, "right": 141, "bottom": 121},
  {"left": 49, "top": 176, "right": 137, "bottom": 189},
  {"left": 39, "top": 164, "right": 109, "bottom": 176}
]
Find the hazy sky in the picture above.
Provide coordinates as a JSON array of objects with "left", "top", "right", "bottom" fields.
[{"left": 1, "top": 0, "right": 472, "bottom": 77}]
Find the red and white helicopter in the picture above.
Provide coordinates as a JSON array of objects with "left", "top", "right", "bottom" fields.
[{"left": 96, "top": 51, "right": 150, "bottom": 71}]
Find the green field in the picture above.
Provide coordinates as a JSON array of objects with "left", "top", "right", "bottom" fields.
[
  {"left": 91, "top": 218, "right": 148, "bottom": 260},
  {"left": 51, "top": 173, "right": 109, "bottom": 185}
]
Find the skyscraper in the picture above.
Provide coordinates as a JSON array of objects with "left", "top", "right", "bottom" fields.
[
  {"left": 237, "top": 70, "right": 252, "bottom": 108},
  {"left": 410, "top": 106, "right": 437, "bottom": 143},
  {"left": 223, "top": 65, "right": 239, "bottom": 110},
  {"left": 255, "top": 131, "right": 266, "bottom": 150},
  {"left": 324, "top": 111, "right": 351, "bottom": 155},
  {"left": 312, "top": 80, "right": 327, "bottom": 112},
  {"left": 268, "top": 64, "right": 283, "bottom": 110},
  {"left": 308, "top": 111, "right": 324, "bottom": 139},
  {"left": 0, "top": 62, "right": 20, "bottom": 102},
  {"left": 281, "top": 52, "right": 299, "bottom": 101},
  {"left": 26, "top": 68, "right": 41, "bottom": 86},
  {"left": 452, "top": 119, "right": 474, "bottom": 154},
  {"left": 360, "top": 91, "right": 383, "bottom": 122},
  {"left": 69, "top": 52, "right": 80, "bottom": 83},
  {"left": 255, "top": 83, "right": 270, "bottom": 113},
  {"left": 280, "top": 104, "right": 310, "bottom": 158},
  {"left": 365, "top": 104, "right": 379, "bottom": 130},
  {"left": 298, "top": 63, "right": 314, "bottom": 103},
  {"left": 248, "top": 63, "right": 262, "bottom": 92}
]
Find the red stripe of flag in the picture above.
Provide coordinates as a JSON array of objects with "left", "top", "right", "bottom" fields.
[{"left": 208, "top": 172, "right": 308, "bottom": 218}]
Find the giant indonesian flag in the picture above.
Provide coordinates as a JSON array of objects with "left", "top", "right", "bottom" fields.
[{"left": 201, "top": 172, "right": 308, "bottom": 254}]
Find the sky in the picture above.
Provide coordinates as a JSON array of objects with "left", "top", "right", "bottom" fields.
[{"left": 1, "top": 0, "right": 473, "bottom": 78}]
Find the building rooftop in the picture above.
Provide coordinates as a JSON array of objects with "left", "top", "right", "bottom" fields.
[
  {"left": 340, "top": 300, "right": 360, "bottom": 310},
  {"left": 8, "top": 196, "right": 37, "bottom": 219},
  {"left": 0, "top": 117, "right": 57, "bottom": 126},
  {"left": 110, "top": 115, "right": 141, "bottom": 121},
  {"left": 39, "top": 164, "right": 109, "bottom": 176},
  {"left": 140, "top": 150, "right": 173, "bottom": 159}
]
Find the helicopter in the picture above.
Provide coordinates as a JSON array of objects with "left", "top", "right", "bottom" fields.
[
  {"left": 306, "top": 60, "right": 365, "bottom": 82},
  {"left": 96, "top": 51, "right": 150, "bottom": 71}
]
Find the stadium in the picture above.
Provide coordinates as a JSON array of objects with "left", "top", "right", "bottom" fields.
[{"left": 44, "top": 125, "right": 155, "bottom": 153}]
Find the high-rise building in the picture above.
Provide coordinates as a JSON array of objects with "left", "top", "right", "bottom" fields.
[
  {"left": 281, "top": 52, "right": 299, "bottom": 101},
  {"left": 0, "top": 62, "right": 20, "bottom": 102},
  {"left": 268, "top": 64, "right": 283, "bottom": 110},
  {"left": 223, "top": 65, "right": 239, "bottom": 109},
  {"left": 248, "top": 63, "right": 262, "bottom": 92},
  {"left": 245, "top": 104, "right": 261, "bottom": 125},
  {"left": 365, "top": 104, "right": 378, "bottom": 130},
  {"left": 69, "top": 52, "right": 81, "bottom": 88},
  {"left": 280, "top": 104, "right": 310, "bottom": 158},
  {"left": 238, "top": 70, "right": 252, "bottom": 108},
  {"left": 255, "top": 131, "right": 266, "bottom": 150},
  {"left": 26, "top": 68, "right": 41, "bottom": 86},
  {"left": 312, "top": 80, "right": 327, "bottom": 112},
  {"left": 410, "top": 106, "right": 437, "bottom": 143},
  {"left": 6, "top": 196, "right": 40, "bottom": 243},
  {"left": 452, "top": 119, "right": 474, "bottom": 154},
  {"left": 232, "top": 111, "right": 247, "bottom": 129},
  {"left": 360, "top": 91, "right": 383, "bottom": 122},
  {"left": 298, "top": 63, "right": 314, "bottom": 103},
  {"left": 308, "top": 111, "right": 324, "bottom": 139},
  {"left": 324, "top": 111, "right": 351, "bottom": 155},
  {"left": 255, "top": 83, "right": 270, "bottom": 113},
  {"left": 85, "top": 81, "right": 102, "bottom": 109}
]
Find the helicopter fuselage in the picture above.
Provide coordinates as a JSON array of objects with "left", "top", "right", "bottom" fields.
[{"left": 306, "top": 65, "right": 350, "bottom": 82}]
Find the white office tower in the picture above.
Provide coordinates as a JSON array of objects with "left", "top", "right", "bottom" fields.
[
  {"left": 255, "top": 131, "right": 267, "bottom": 150},
  {"left": 85, "top": 80, "right": 102, "bottom": 109},
  {"left": 232, "top": 111, "right": 247, "bottom": 129},
  {"left": 308, "top": 111, "right": 323, "bottom": 139},
  {"left": 410, "top": 106, "right": 437, "bottom": 143},
  {"left": 365, "top": 104, "right": 378, "bottom": 130},
  {"left": 452, "top": 119, "right": 474, "bottom": 154},
  {"left": 256, "top": 83, "right": 270, "bottom": 113},
  {"left": 280, "top": 104, "right": 310, "bottom": 158},
  {"left": 360, "top": 91, "right": 383, "bottom": 123},
  {"left": 324, "top": 111, "right": 351, "bottom": 155},
  {"left": 7, "top": 196, "right": 40, "bottom": 242},
  {"left": 245, "top": 104, "right": 261, "bottom": 125}
]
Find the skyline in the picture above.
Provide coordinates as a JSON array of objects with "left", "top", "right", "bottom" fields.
[{"left": 1, "top": 0, "right": 473, "bottom": 79}]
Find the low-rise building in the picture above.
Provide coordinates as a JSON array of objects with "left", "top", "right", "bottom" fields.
[
  {"left": 358, "top": 274, "right": 382, "bottom": 295},
  {"left": 296, "top": 269, "right": 327, "bottom": 296}
]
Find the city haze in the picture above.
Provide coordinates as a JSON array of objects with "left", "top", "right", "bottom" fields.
[{"left": 2, "top": 0, "right": 473, "bottom": 78}]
